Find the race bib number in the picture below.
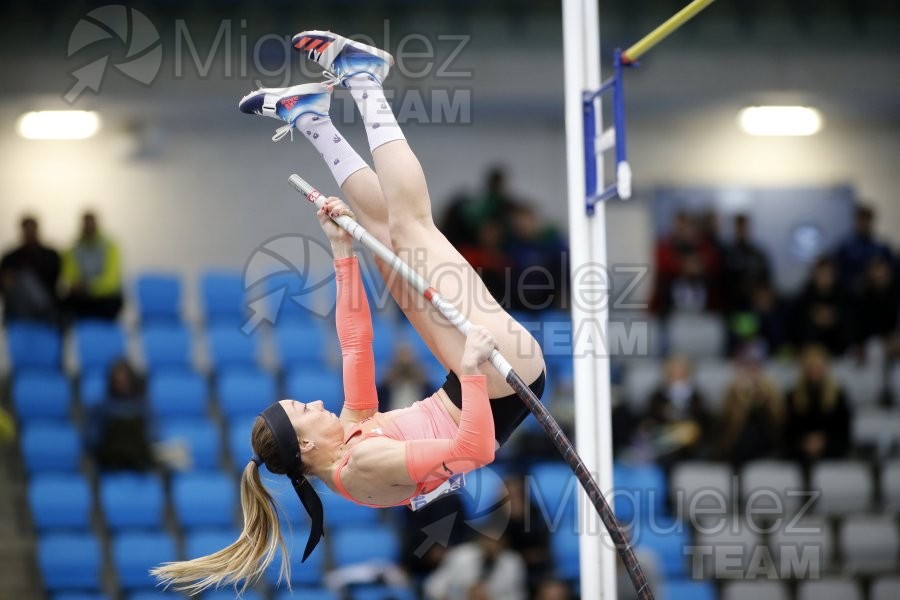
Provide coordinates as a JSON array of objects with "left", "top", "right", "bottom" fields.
[{"left": 409, "top": 473, "right": 466, "bottom": 511}]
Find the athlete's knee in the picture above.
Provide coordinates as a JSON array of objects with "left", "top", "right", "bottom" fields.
[{"left": 388, "top": 214, "right": 434, "bottom": 248}]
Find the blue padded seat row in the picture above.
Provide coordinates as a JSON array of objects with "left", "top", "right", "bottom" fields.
[
  {"left": 351, "top": 587, "right": 416, "bottom": 600},
  {"left": 5, "top": 322, "right": 61, "bottom": 372},
  {"left": 217, "top": 368, "right": 277, "bottom": 419},
  {"left": 13, "top": 370, "right": 70, "bottom": 421},
  {"left": 632, "top": 514, "right": 690, "bottom": 577},
  {"left": 200, "top": 270, "right": 246, "bottom": 326},
  {"left": 184, "top": 528, "right": 239, "bottom": 560},
  {"left": 159, "top": 418, "right": 220, "bottom": 470},
  {"left": 74, "top": 320, "right": 126, "bottom": 375},
  {"left": 331, "top": 524, "right": 400, "bottom": 567},
  {"left": 29, "top": 473, "right": 91, "bottom": 530},
  {"left": 80, "top": 370, "right": 107, "bottom": 407},
  {"left": 112, "top": 531, "right": 176, "bottom": 590},
  {"left": 529, "top": 462, "right": 578, "bottom": 530},
  {"left": 613, "top": 463, "right": 667, "bottom": 523},
  {"left": 284, "top": 368, "right": 343, "bottom": 413},
  {"left": 265, "top": 527, "right": 325, "bottom": 587},
  {"left": 100, "top": 473, "right": 165, "bottom": 530},
  {"left": 140, "top": 323, "right": 191, "bottom": 373},
  {"left": 148, "top": 370, "right": 207, "bottom": 417},
  {"left": 39, "top": 532, "right": 102, "bottom": 591},
  {"left": 206, "top": 324, "right": 259, "bottom": 370},
  {"left": 54, "top": 594, "right": 108, "bottom": 600},
  {"left": 205, "top": 590, "right": 264, "bottom": 600},
  {"left": 172, "top": 471, "right": 237, "bottom": 529},
  {"left": 273, "top": 322, "right": 329, "bottom": 368},
  {"left": 135, "top": 273, "right": 181, "bottom": 324},
  {"left": 228, "top": 417, "right": 256, "bottom": 469},
  {"left": 22, "top": 422, "right": 80, "bottom": 472},
  {"left": 550, "top": 529, "right": 580, "bottom": 580},
  {"left": 659, "top": 580, "right": 716, "bottom": 600},
  {"left": 273, "top": 589, "right": 336, "bottom": 600}
]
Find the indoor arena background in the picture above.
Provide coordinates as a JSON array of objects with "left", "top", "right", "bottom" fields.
[{"left": 1, "top": 1, "right": 899, "bottom": 600}]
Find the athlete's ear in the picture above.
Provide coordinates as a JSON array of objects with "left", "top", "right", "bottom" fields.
[{"left": 299, "top": 439, "right": 318, "bottom": 453}]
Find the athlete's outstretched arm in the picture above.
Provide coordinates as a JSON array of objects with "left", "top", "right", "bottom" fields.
[{"left": 318, "top": 198, "right": 378, "bottom": 422}]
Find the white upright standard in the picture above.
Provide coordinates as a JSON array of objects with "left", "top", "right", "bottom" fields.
[{"left": 562, "top": 1, "right": 618, "bottom": 599}]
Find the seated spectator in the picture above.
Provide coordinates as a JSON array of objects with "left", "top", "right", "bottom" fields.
[
  {"left": 651, "top": 212, "right": 722, "bottom": 316},
  {"left": 792, "top": 256, "right": 850, "bottom": 355},
  {"left": 723, "top": 214, "right": 771, "bottom": 313},
  {"left": 785, "top": 345, "right": 851, "bottom": 462},
  {"left": 458, "top": 219, "right": 511, "bottom": 306},
  {"left": 852, "top": 255, "right": 900, "bottom": 347},
  {"left": 400, "top": 491, "right": 467, "bottom": 585},
  {"left": 835, "top": 204, "right": 894, "bottom": 294},
  {"left": 506, "top": 205, "right": 568, "bottom": 312},
  {"left": 86, "top": 359, "right": 157, "bottom": 471},
  {"left": 533, "top": 578, "right": 573, "bottom": 600},
  {"left": 716, "top": 351, "right": 784, "bottom": 465},
  {"left": 62, "top": 211, "right": 123, "bottom": 321},
  {"left": 423, "top": 514, "right": 527, "bottom": 600},
  {"left": 501, "top": 474, "right": 552, "bottom": 585},
  {"left": 728, "top": 282, "right": 790, "bottom": 358},
  {"left": 0, "top": 215, "right": 60, "bottom": 324},
  {"left": 377, "top": 345, "right": 433, "bottom": 413},
  {"left": 634, "top": 356, "right": 711, "bottom": 466}
]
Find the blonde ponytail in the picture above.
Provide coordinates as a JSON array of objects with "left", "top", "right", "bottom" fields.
[{"left": 151, "top": 461, "right": 288, "bottom": 594}]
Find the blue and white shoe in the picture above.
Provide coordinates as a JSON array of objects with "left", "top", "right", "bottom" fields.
[
  {"left": 292, "top": 30, "right": 394, "bottom": 88},
  {"left": 238, "top": 83, "right": 331, "bottom": 141}
]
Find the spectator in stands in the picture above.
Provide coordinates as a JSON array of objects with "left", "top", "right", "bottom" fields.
[
  {"left": 792, "top": 256, "right": 850, "bottom": 355},
  {"left": 835, "top": 204, "right": 894, "bottom": 294},
  {"left": 728, "top": 282, "right": 790, "bottom": 358},
  {"left": 458, "top": 219, "right": 511, "bottom": 306},
  {"left": 651, "top": 212, "right": 722, "bottom": 316},
  {"left": 635, "top": 355, "right": 712, "bottom": 467},
  {"left": 62, "top": 211, "right": 123, "bottom": 321},
  {"left": 377, "top": 345, "right": 433, "bottom": 413},
  {"left": 423, "top": 514, "right": 527, "bottom": 600},
  {"left": 506, "top": 204, "right": 568, "bottom": 312},
  {"left": 851, "top": 255, "right": 900, "bottom": 347},
  {"left": 533, "top": 578, "right": 573, "bottom": 600},
  {"left": 87, "top": 359, "right": 157, "bottom": 471},
  {"left": 716, "top": 351, "right": 784, "bottom": 465},
  {"left": 400, "top": 489, "right": 467, "bottom": 586},
  {"left": 723, "top": 214, "right": 771, "bottom": 313},
  {"left": 0, "top": 215, "right": 61, "bottom": 324},
  {"left": 785, "top": 345, "right": 851, "bottom": 462},
  {"left": 501, "top": 474, "right": 552, "bottom": 586}
]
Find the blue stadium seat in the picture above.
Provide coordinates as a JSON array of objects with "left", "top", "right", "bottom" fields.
[
  {"left": 29, "top": 473, "right": 91, "bottom": 530},
  {"left": 5, "top": 322, "right": 61, "bottom": 372},
  {"left": 184, "top": 528, "right": 240, "bottom": 559},
  {"left": 371, "top": 320, "right": 398, "bottom": 373},
  {"left": 660, "top": 580, "right": 717, "bottom": 600},
  {"left": 54, "top": 594, "right": 108, "bottom": 600},
  {"left": 22, "top": 422, "right": 80, "bottom": 472},
  {"left": 200, "top": 270, "right": 246, "bottom": 326},
  {"left": 140, "top": 324, "right": 191, "bottom": 373},
  {"left": 128, "top": 593, "right": 183, "bottom": 600},
  {"left": 228, "top": 416, "right": 257, "bottom": 470},
  {"left": 550, "top": 529, "right": 580, "bottom": 580},
  {"left": 529, "top": 462, "right": 578, "bottom": 530},
  {"left": 100, "top": 473, "right": 165, "bottom": 530},
  {"left": 322, "top": 491, "right": 380, "bottom": 528},
  {"left": 264, "top": 527, "right": 325, "bottom": 587},
  {"left": 632, "top": 515, "right": 689, "bottom": 577},
  {"left": 135, "top": 273, "right": 182, "bottom": 324},
  {"left": 284, "top": 368, "right": 343, "bottom": 413},
  {"left": 273, "top": 322, "right": 329, "bottom": 369},
  {"left": 613, "top": 463, "right": 667, "bottom": 523},
  {"left": 39, "top": 532, "right": 102, "bottom": 591},
  {"left": 148, "top": 370, "right": 207, "bottom": 418},
  {"left": 111, "top": 531, "right": 176, "bottom": 590},
  {"left": 79, "top": 370, "right": 106, "bottom": 407},
  {"left": 273, "top": 588, "right": 336, "bottom": 600},
  {"left": 205, "top": 590, "right": 263, "bottom": 600},
  {"left": 331, "top": 524, "right": 400, "bottom": 567},
  {"left": 217, "top": 368, "right": 277, "bottom": 419},
  {"left": 206, "top": 324, "right": 259, "bottom": 370},
  {"left": 172, "top": 472, "right": 237, "bottom": 529},
  {"left": 13, "top": 370, "right": 70, "bottom": 421},
  {"left": 351, "top": 586, "right": 417, "bottom": 600},
  {"left": 159, "top": 418, "right": 220, "bottom": 470},
  {"left": 74, "top": 321, "right": 126, "bottom": 375}
]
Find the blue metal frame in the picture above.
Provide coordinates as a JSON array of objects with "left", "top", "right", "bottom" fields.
[{"left": 583, "top": 49, "right": 632, "bottom": 214}]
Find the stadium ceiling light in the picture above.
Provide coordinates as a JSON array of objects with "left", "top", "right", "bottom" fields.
[
  {"left": 16, "top": 110, "right": 101, "bottom": 140},
  {"left": 738, "top": 105, "right": 822, "bottom": 137}
]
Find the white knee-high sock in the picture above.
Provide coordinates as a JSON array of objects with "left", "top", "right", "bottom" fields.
[
  {"left": 296, "top": 114, "right": 368, "bottom": 187},
  {"left": 346, "top": 74, "right": 406, "bottom": 152}
]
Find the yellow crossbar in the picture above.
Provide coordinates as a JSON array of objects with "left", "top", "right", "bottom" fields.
[{"left": 621, "top": 0, "right": 717, "bottom": 63}]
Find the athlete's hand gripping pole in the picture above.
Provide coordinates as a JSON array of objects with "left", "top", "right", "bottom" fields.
[{"left": 289, "top": 174, "right": 654, "bottom": 600}]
